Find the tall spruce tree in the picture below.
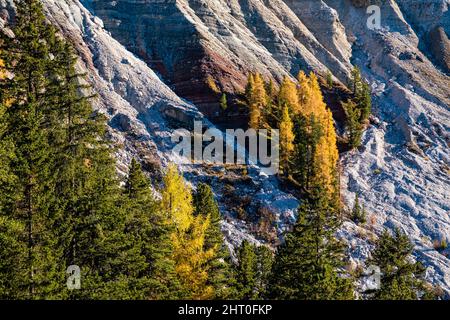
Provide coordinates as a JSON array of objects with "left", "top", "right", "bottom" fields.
[
  {"left": 123, "top": 159, "right": 180, "bottom": 299},
  {"left": 0, "top": 55, "right": 23, "bottom": 298},
  {"left": 0, "top": 0, "right": 65, "bottom": 299},
  {"left": 254, "top": 245, "right": 274, "bottom": 299},
  {"left": 235, "top": 241, "right": 274, "bottom": 300},
  {"left": 348, "top": 66, "right": 371, "bottom": 122},
  {"left": 269, "top": 188, "right": 354, "bottom": 300},
  {"left": 0, "top": 0, "right": 157, "bottom": 299},
  {"left": 39, "top": 23, "right": 148, "bottom": 299},
  {"left": 350, "top": 194, "right": 366, "bottom": 224},
  {"left": 235, "top": 240, "right": 257, "bottom": 300},
  {"left": 342, "top": 100, "right": 363, "bottom": 149},
  {"left": 367, "top": 229, "right": 435, "bottom": 300}
]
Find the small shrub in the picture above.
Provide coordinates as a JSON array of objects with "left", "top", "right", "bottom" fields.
[
  {"left": 254, "top": 207, "right": 277, "bottom": 243},
  {"left": 206, "top": 75, "right": 221, "bottom": 94},
  {"left": 433, "top": 239, "right": 447, "bottom": 251}
]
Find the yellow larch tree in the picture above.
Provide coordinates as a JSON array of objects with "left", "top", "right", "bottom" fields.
[
  {"left": 279, "top": 105, "right": 295, "bottom": 175},
  {"left": 247, "top": 73, "right": 267, "bottom": 129},
  {"left": 314, "top": 109, "right": 339, "bottom": 196},
  {"left": 161, "top": 164, "right": 215, "bottom": 299},
  {"left": 295, "top": 72, "right": 339, "bottom": 198},
  {"left": 279, "top": 76, "right": 300, "bottom": 114},
  {"left": 161, "top": 164, "right": 194, "bottom": 231},
  {"left": 297, "top": 71, "right": 312, "bottom": 114},
  {"left": 0, "top": 57, "right": 5, "bottom": 79},
  {"left": 172, "top": 214, "right": 215, "bottom": 299}
]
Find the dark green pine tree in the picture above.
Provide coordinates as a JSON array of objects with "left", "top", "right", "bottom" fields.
[
  {"left": 254, "top": 245, "right": 274, "bottom": 299},
  {"left": 0, "top": 94, "right": 24, "bottom": 298},
  {"left": 367, "top": 228, "right": 435, "bottom": 300},
  {"left": 269, "top": 188, "right": 354, "bottom": 300},
  {"left": 349, "top": 66, "right": 362, "bottom": 96},
  {"left": 0, "top": 84, "right": 16, "bottom": 215},
  {"left": 234, "top": 240, "right": 273, "bottom": 300},
  {"left": 0, "top": 1, "right": 157, "bottom": 299},
  {"left": 348, "top": 66, "right": 371, "bottom": 123},
  {"left": 350, "top": 194, "right": 366, "bottom": 224},
  {"left": 123, "top": 159, "right": 180, "bottom": 299},
  {"left": 46, "top": 44, "right": 151, "bottom": 299},
  {"left": 358, "top": 81, "right": 372, "bottom": 122},
  {"left": 0, "top": 0, "right": 65, "bottom": 299},
  {"left": 235, "top": 240, "right": 258, "bottom": 300},
  {"left": 291, "top": 114, "right": 324, "bottom": 194},
  {"left": 193, "top": 183, "right": 236, "bottom": 299},
  {"left": 342, "top": 100, "right": 363, "bottom": 149},
  {"left": 326, "top": 70, "right": 334, "bottom": 89}
]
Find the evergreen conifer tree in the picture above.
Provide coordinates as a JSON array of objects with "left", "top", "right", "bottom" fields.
[
  {"left": 235, "top": 241, "right": 274, "bottom": 300},
  {"left": 235, "top": 240, "right": 257, "bottom": 299},
  {"left": 0, "top": 55, "right": 23, "bottom": 298},
  {"left": 0, "top": 1, "right": 156, "bottom": 299},
  {"left": 359, "top": 81, "right": 372, "bottom": 122},
  {"left": 123, "top": 159, "right": 180, "bottom": 299},
  {"left": 0, "top": 0, "right": 65, "bottom": 299},
  {"left": 326, "top": 70, "right": 334, "bottom": 89},
  {"left": 264, "top": 79, "right": 278, "bottom": 128},
  {"left": 269, "top": 188, "right": 354, "bottom": 300},
  {"left": 351, "top": 194, "right": 366, "bottom": 224},
  {"left": 367, "top": 229, "right": 434, "bottom": 300},
  {"left": 348, "top": 66, "right": 371, "bottom": 123},
  {"left": 254, "top": 245, "right": 274, "bottom": 299},
  {"left": 342, "top": 100, "right": 363, "bottom": 149}
]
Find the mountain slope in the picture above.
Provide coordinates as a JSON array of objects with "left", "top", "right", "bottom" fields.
[
  {"left": 1, "top": 0, "right": 300, "bottom": 253},
  {"left": 83, "top": 0, "right": 353, "bottom": 115},
  {"left": 2, "top": 0, "right": 449, "bottom": 294}
]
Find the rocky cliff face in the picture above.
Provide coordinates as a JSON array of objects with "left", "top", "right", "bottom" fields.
[
  {"left": 83, "top": 0, "right": 353, "bottom": 116},
  {"left": 1, "top": 0, "right": 450, "bottom": 294}
]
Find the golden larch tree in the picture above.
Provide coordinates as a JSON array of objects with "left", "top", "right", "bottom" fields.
[
  {"left": 297, "top": 71, "right": 312, "bottom": 114},
  {"left": 161, "top": 164, "right": 215, "bottom": 299},
  {"left": 279, "top": 76, "right": 299, "bottom": 114},
  {"left": 279, "top": 106, "right": 295, "bottom": 175},
  {"left": 294, "top": 72, "right": 339, "bottom": 197},
  {"left": 248, "top": 73, "right": 267, "bottom": 129}
]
